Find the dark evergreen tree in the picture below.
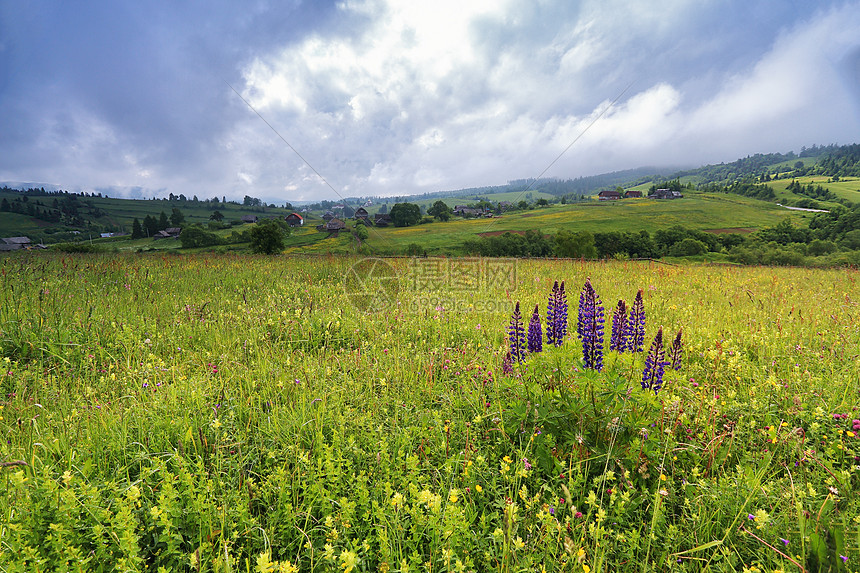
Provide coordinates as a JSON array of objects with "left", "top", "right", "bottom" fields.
[
  {"left": 131, "top": 218, "right": 144, "bottom": 239},
  {"left": 143, "top": 215, "right": 158, "bottom": 237},
  {"left": 170, "top": 208, "right": 185, "bottom": 226}
]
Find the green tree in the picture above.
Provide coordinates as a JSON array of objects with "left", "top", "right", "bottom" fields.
[
  {"left": 170, "top": 208, "right": 185, "bottom": 226},
  {"left": 158, "top": 211, "right": 170, "bottom": 231},
  {"left": 179, "top": 226, "right": 221, "bottom": 248},
  {"left": 389, "top": 202, "right": 422, "bottom": 227},
  {"left": 210, "top": 210, "right": 224, "bottom": 222},
  {"left": 249, "top": 219, "right": 289, "bottom": 254},
  {"left": 554, "top": 230, "right": 597, "bottom": 258},
  {"left": 143, "top": 215, "right": 158, "bottom": 237},
  {"left": 669, "top": 238, "right": 708, "bottom": 257},
  {"left": 428, "top": 200, "right": 452, "bottom": 222},
  {"left": 131, "top": 218, "right": 144, "bottom": 239}
]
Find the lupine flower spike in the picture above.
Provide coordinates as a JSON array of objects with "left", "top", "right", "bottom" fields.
[
  {"left": 668, "top": 328, "right": 683, "bottom": 370},
  {"left": 556, "top": 281, "right": 568, "bottom": 340},
  {"left": 625, "top": 289, "right": 646, "bottom": 353},
  {"left": 546, "top": 280, "right": 568, "bottom": 346},
  {"left": 502, "top": 351, "right": 514, "bottom": 375},
  {"left": 577, "top": 278, "right": 605, "bottom": 371},
  {"left": 508, "top": 302, "right": 527, "bottom": 362},
  {"left": 527, "top": 305, "right": 543, "bottom": 354},
  {"left": 610, "top": 299, "right": 628, "bottom": 352},
  {"left": 642, "top": 327, "right": 670, "bottom": 393}
]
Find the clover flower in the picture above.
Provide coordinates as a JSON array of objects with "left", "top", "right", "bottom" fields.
[
  {"left": 546, "top": 280, "right": 568, "bottom": 346},
  {"left": 642, "top": 327, "right": 669, "bottom": 393},
  {"left": 508, "top": 302, "right": 527, "bottom": 362},
  {"left": 610, "top": 299, "right": 628, "bottom": 352},
  {"left": 668, "top": 328, "right": 683, "bottom": 370},
  {"left": 577, "top": 278, "right": 605, "bottom": 371},
  {"left": 527, "top": 304, "right": 543, "bottom": 354},
  {"left": 625, "top": 289, "right": 646, "bottom": 353}
]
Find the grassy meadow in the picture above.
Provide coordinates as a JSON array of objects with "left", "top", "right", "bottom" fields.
[
  {"left": 281, "top": 193, "right": 803, "bottom": 256},
  {"left": 765, "top": 177, "right": 860, "bottom": 205},
  {"left": 1, "top": 253, "right": 859, "bottom": 572}
]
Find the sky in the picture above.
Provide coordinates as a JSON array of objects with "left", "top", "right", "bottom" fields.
[{"left": 2, "top": 0, "right": 860, "bottom": 203}]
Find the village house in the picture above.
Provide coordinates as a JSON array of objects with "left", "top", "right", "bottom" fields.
[
  {"left": 322, "top": 210, "right": 335, "bottom": 221},
  {"left": 598, "top": 190, "right": 622, "bottom": 201},
  {"left": 241, "top": 215, "right": 258, "bottom": 224},
  {"left": 153, "top": 227, "right": 182, "bottom": 239},
  {"left": 625, "top": 190, "right": 643, "bottom": 198},
  {"left": 649, "top": 188, "right": 683, "bottom": 199},
  {"left": 354, "top": 207, "right": 371, "bottom": 224},
  {"left": 285, "top": 213, "right": 304, "bottom": 227},
  {"left": 453, "top": 206, "right": 486, "bottom": 217},
  {"left": 317, "top": 218, "right": 346, "bottom": 234},
  {"left": 374, "top": 213, "right": 392, "bottom": 226},
  {"left": 0, "top": 236, "right": 31, "bottom": 251}
]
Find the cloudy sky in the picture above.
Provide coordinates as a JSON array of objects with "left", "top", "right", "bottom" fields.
[{"left": 2, "top": 1, "right": 860, "bottom": 203}]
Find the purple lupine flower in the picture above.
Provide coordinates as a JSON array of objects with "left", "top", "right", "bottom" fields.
[
  {"left": 642, "top": 327, "right": 669, "bottom": 393},
  {"left": 508, "top": 302, "right": 527, "bottom": 362},
  {"left": 610, "top": 299, "right": 628, "bottom": 352},
  {"left": 546, "top": 280, "right": 568, "bottom": 346},
  {"left": 668, "top": 328, "right": 683, "bottom": 370},
  {"left": 527, "top": 304, "right": 543, "bottom": 354},
  {"left": 502, "top": 351, "right": 514, "bottom": 375},
  {"left": 577, "top": 278, "right": 605, "bottom": 371},
  {"left": 625, "top": 289, "right": 646, "bottom": 353}
]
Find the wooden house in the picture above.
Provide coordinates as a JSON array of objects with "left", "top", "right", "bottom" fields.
[
  {"left": 374, "top": 213, "right": 392, "bottom": 226},
  {"left": 285, "top": 213, "right": 304, "bottom": 227},
  {"left": 598, "top": 190, "right": 622, "bottom": 201},
  {"left": 625, "top": 190, "right": 642, "bottom": 198},
  {"left": 649, "top": 188, "right": 683, "bottom": 199},
  {"left": 1, "top": 237, "right": 31, "bottom": 250},
  {"left": 354, "top": 207, "right": 371, "bottom": 224},
  {"left": 319, "top": 218, "right": 345, "bottom": 234}
]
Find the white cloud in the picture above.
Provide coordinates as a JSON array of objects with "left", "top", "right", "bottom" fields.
[{"left": 5, "top": 0, "right": 860, "bottom": 201}]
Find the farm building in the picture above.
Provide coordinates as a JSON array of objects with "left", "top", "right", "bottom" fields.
[
  {"left": 598, "top": 190, "right": 622, "bottom": 200},
  {"left": 1, "top": 237, "right": 31, "bottom": 250},
  {"left": 153, "top": 228, "right": 182, "bottom": 239},
  {"left": 374, "top": 213, "right": 392, "bottom": 226},
  {"left": 322, "top": 210, "right": 335, "bottom": 221},
  {"left": 241, "top": 215, "right": 258, "bottom": 224},
  {"left": 317, "top": 218, "right": 346, "bottom": 233},
  {"left": 625, "top": 190, "right": 643, "bottom": 198},
  {"left": 285, "top": 213, "right": 304, "bottom": 227},
  {"left": 649, "top": 188, "right": 683, "bottom": 199},
  {"left": 354, "top": 207, "right": 371, "bottom": 224}
]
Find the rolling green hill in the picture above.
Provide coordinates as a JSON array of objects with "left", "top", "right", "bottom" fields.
[{"left": 4, "top": 143, "right": 860, "bottom": 259}]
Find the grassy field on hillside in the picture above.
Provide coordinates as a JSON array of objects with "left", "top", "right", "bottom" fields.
[
  {"left": 766, "top": 176, "right": 860, "bottom": 204},
  {"left": 0, "top": 253, "right": 858, "bottom": 571},
  {"left": 288, "top": 193, "right": 804, "bottom": 255}
]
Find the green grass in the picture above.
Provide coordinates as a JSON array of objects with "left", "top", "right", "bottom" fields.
[
  {"left": 300, "top": 192, "right": 804, "bottom": 254},
  {"left": 766, "top": 175, "right": 860, "bottom": 204},
  {"left": 0, "top": 253, "right": 858, "bottom": 571},
  {"left": 0, "top": 191, "right": 302, "bottom": 239}
]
